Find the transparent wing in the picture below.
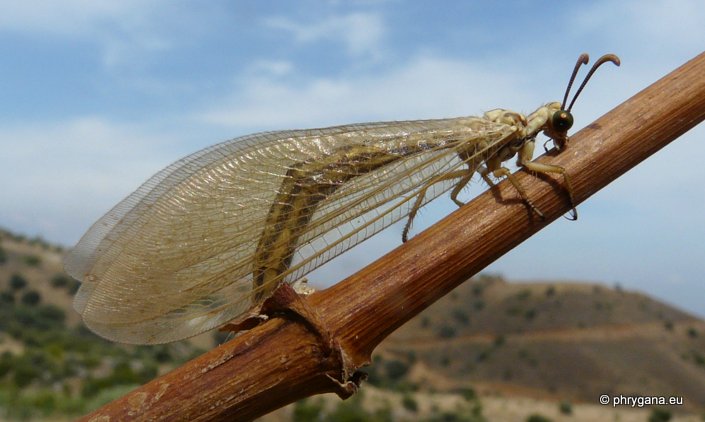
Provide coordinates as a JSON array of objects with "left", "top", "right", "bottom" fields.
[{"left": 65, "top": 116, "right": 516, "bottom": 344}]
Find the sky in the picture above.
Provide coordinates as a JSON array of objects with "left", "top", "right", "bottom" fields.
[{"left": 1, "top": 0, "right": 704, "bottom": 318}]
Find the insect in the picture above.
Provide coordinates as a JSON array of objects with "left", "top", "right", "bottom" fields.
[{"left": 65, "top": 53, "right": 619, "bottom": 344}]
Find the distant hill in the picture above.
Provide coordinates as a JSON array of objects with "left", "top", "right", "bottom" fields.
[
  {"left": 0, "top": 229, "right": 78, "bottom": 324},
  {"left": 268, "top": 276, "right": 705, "bottom": 420},
  {"left": 0, "top": 228, "right": 206, "bottom": 420},
  {"left": 2, "top": 228, "right": 704, "bottom": 421},
  {"left": 376, "top": 274, "right": 705, "bottom": 411}
]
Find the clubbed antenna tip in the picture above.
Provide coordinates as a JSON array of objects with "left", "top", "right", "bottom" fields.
[{"left": 562, "top": 53, "right": 621, "bottom": 112}]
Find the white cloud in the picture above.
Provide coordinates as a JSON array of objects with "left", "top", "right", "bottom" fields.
[
  {"left": 101, "top": 33, "right": 173, "bottom": 69},
  {"left": 198, "top": 55, "right": 538, "bottom": 131},
  {"left": 0, "top": 117, "right": 182, "bottom": 244},
  {"left": 0, "top": 0, "right": 146, "bottom": 36},
  {"left": 573, "top": 0, "right": 705, "bottom": 58},
  {"left": 248, "top": 60, "right": 295, "bottom": 77},
  {"left": 0, "top": 0, "right": 178, "bottom": 68},
  {"left": 264, "top": 12, "right": 385, "bottom": 58}
]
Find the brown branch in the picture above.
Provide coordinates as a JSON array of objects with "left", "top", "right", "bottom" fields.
[{"left": 80, "top": 51, "right": 705, "bottom": 421}]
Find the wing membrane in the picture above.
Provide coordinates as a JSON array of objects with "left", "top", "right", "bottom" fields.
[{"left": 65, "top": 116, "right": 515, "bottom": 343}]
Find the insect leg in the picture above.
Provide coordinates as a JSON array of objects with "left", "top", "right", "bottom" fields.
[
  {"left": 517, "top": 139, "right": 578, "bottom": 220},
  {"left": 484, "top": 152, "right": 546, "bottom": 219},
  {"left": 449, "top": 138, "right": 493, "bottom": 207},
  {"left": 448, "top": 166, "right": 474, "bottom": 207},
  {"left": 402, "top": 168, "right": 474, "bottom": 242},
  {"left": 477, "top": 165, "right": 495, "bottom": 187}
]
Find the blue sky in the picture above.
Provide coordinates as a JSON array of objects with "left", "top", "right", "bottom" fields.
[{"left": 1, "top": 1, "right": 704, "bottom": 317}]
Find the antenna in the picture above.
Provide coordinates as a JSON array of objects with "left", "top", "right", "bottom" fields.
[
  {"left": 562, "top": 53, "right": 590, "bottom": 110},
  {"left": 564, "top": 54, "right": 621, "bottom": 112}
]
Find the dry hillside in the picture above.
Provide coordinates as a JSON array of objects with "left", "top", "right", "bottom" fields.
[
  {"left": 377, "top": 275, "right": 705, "bottom": 411},
  {"left": 1, "top": 229, "right": 703, "bottom": 421}
]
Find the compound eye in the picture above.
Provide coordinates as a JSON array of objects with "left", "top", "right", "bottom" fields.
[{"left": 551, "top": 110, "right": 574, "bottom": 132}]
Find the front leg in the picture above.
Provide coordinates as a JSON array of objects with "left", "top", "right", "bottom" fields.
[
  {"left": 487, "top": 164, "right": 545, "bottom": 219},
  {"left": 518, "top": 140, "right": 577, "bottom": 220}
]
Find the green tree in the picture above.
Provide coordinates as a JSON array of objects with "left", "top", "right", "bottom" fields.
[
  {"left": 402, "top": 393, "right": 418, "bottom": 412},
  {"left": 437, "top": 324, "right": 457, "bottom": 338},
  {"left": 10, "top": 273, "right": 28, "bottom": 290},
  {"left": 0, "top": 351, "right": 14, "bottom": 377},
  {"left": 0, "top": 290, "right": 14, "bottom": 304},
  {"left": 293, "top": 399, "right": 324, "bottom": 421},
  {"left": 526, "top": 414, "right": 553, "bottom": 422},
  {"left": 459, "top": 387, "right": 477, "bottom": 401},
  {"left": 648, "top": 408, "right": 672, "bottom": 422},
  {"left": 23, "top": 254, "right": 41, "bottom": 267},
  {"left": 13, "top": 357, "right": 41, "bottom": 388},
  {"left": 324, "top": 393, "right": 392, "bottom": 422},
  {"left": 452, "top": 308, "right": 470, "bottom": 325},
  {"left": 384, "top": 359, "right": 409, "bottom": 382},
  {"left": 37, "top": 304, "right": 66, "bottom": 324},
  {"left": 50, "top": 274, "right": 71, "bottom": 288},
  {"left": 21, "top": 290, "right": 41, "bottom": 306}
]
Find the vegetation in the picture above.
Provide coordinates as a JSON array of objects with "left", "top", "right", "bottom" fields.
[
  {"left": 691, "top": 350, "right": 705, "bottom": 368},
  {"left": 526, "top": 414, "right": 553, "bottom": 422},
  {"left": 0, "top": 291, "right": 14, "bottom": 304},
  {"left": 325, "top": 393, "right": 392, "bottom": 422},
  {"left": 493, "top": 335, "right": 506, "bottom": 347},
  {"left": 293, "top": 393, "right": 395, "bottom": 422},
  {"left": 458, "top": 387, "right": 477, "bottom": 401},
  {"left": 20, "top": 289, "right": 41, "bottom": 306},
  {"left": 9, "top": 273, "right": 27, "bottom": 290},
  {"left": 524, "top": 308, "right": 537, "bottom": 321},
  {"left": 292, "top": 398, "right": 325, "bottom": 421},
  {"left": 401, "top": 393, "right": 418, "bottom": 412},
  {"left": 0, "top": 297, "right": 203, "bottom": 418},
  {"left": 648, "top": 408, "right": 672, "bottom": 422},
  {"left": 384, "top": 359, "right": 410, "bottom": 383},
  {"left": 2, "top": 229, "right": 704, "bottom": 420},
  {"left": 22, "top": 254, "right": 41, "bottom": 267},
  {"left": 451, "top": 308, "right": 470, "bottom": 325},
  {"left": 437, "top": 323, "right": 457, "bottom": 339},
  {"left": 50, "top": 273, "right": 71, "bottom": 288},
  {"left": 0, "top": 265, "right": 204, "bottom": 419},
  {"left": 516, "top": 289, "right": 531, "bottom": 301},
  {"left": 473, "top": 299, "right": 485, "bottom": 311}
]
